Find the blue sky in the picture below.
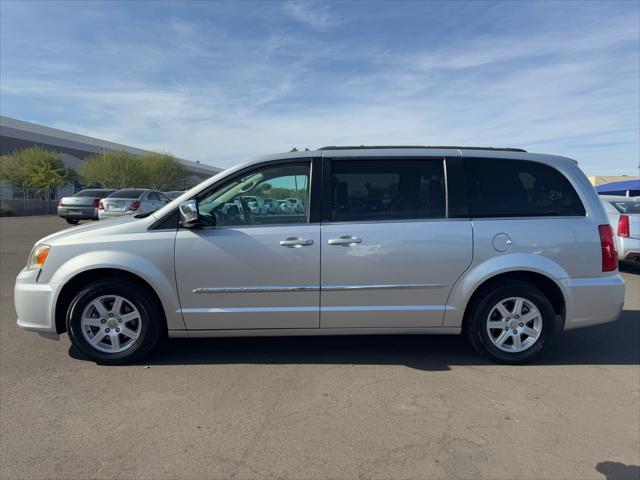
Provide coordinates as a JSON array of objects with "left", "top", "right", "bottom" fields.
[{"left": 1, "top": 0, "right": 638, "bottom": 175}]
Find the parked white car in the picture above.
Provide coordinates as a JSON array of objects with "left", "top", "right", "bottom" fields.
[
  {"left": 277, "top": 199, "right": 292, "bottom": 214},
  {"left": 600, "top": 195, "right": 640, "bottom": 262},
  {"left": 262, "top": 198, "right": 279, "bottom": 214},
  {"left": 285, "top": 198, "right": 305, "bottom": 214},
  {"left": 15, "top": 146, "right": 624, "bottom": 365},
  {"left": 98, "top": 189, "right": 170, "bottom": 219},
  {"left": 241, "top": 196, "right": 268, "bottom": 215}
]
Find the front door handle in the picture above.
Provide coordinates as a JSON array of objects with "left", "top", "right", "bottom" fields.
[
  {"left": 328, "top": 236, "right": 362, "bottom": 246},
  {"left": 280, "top": 237, "right": 314, "bottom": 248}
]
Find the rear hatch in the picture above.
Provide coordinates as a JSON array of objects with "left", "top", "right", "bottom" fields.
[
  {"left": 102, "top": 198, "right": 134, "bottom": 212},
  {"left": 60, "top": 196, "right": 97, "bottom": 207},
  {"left": 101, "top": 189, "right": 145, "bottom": 212}
]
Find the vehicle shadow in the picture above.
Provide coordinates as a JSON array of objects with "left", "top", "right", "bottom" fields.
[
  {"left": 595, "top": 461, "right": 640, "bottom": 480},
  {"left": 69, "top": 308, "right": 639, "bottom": 370},
  {"left": 619, "top": 261, "right": 640, "bottom": 275}
]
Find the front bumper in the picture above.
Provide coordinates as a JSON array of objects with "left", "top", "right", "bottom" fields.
[
  {"left": 561, "top": 274, "right": 625, "bottom": 330},
  {"left": 57, "top": 206, "right": 98, "bottom": 220},
  {"left": 15, "top": 268, "right": 59, "bottom": 333}
]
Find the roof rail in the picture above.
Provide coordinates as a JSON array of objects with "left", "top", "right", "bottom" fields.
[{"left": 318, "top": 145, "right": 527, "bottom": 153}]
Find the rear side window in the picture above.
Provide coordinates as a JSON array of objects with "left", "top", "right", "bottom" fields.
[
  {"left": 464, "top": 158, "right": 585, "bottom": 217},
  {"left": 610, "top": 200, "right": 640, "bottom": 214},
  {"left": 330, "top": 159, "right": 445, "bottom": 222}
]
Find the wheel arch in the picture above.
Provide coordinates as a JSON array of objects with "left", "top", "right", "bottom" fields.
[
  {"left": 55, "top": 268, "right": 168, "bottom": 335},
  {"left": 443, "top": 252, "right": 570, "bottom": 328},
  {"left": 458, "top": 270, "right": 566, "bottom": 331}
]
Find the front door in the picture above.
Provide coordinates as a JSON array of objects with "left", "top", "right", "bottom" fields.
[
  {"left": 175, "top": 160, "right": 320, "bottom": 330},
  {"left": 320, "top": 157, "right": 473, "bottom": 328}
]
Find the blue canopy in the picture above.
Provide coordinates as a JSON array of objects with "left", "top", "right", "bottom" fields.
[{"left": 596, "top": 179, "right": 640, "bottom": 196}]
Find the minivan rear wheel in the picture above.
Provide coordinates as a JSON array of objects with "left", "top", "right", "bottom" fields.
[
  {"left": 464, "top": 280, "right": 559, "bottom": 364},
  {"left": 66, "top": 279, "right": 162, "bottom": 364}
]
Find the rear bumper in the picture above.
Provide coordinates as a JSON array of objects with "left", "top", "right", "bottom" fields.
[
  {"left": 14, "top": 268, "right": 59, "bottom": 333},
  {"left": 561, "top": 274, "right": 625, "bottom": 330},
  {"left": 57, "top": 206, "right": 98, "bottom": 220},
  {"left": 619, "top": 237, "right": 640, "bottom": 261},
  {"left": 98, "top": 210, "right": 133, "bottom": 219}
]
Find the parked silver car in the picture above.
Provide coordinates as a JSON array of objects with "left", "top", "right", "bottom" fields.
[
  {"left": 98, "top": 189, "right": 170, "bottom": 219},
  {"left": 15, "top": 146, "right": 625, "bottom": 364},
  {"left": 57, "top": 189, "right": 115, "bottom": 224},
  {"left": 600, "top": 195, "right": 640, "bottom": 262},
  {"left": 164, "top": 190, "right": 185, "bottom": 200}
]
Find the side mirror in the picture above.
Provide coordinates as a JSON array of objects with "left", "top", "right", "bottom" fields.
[{"left": 179, "top": 200, "right": 199, "bottom": 228}]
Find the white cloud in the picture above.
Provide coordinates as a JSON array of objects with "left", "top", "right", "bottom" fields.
[
  {"left": 1, "top": 3, "right": 638, "bottom": 176},
  {"left": 282, "top": 0, "right": 338, "bottom": 31}
]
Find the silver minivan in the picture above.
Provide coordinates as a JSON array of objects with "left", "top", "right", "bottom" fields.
[{"left": 14, "top": 147, "right": 625, "bottom": 364}]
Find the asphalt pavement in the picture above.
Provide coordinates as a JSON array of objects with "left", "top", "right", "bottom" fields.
[{"left": 1, "top": 216, "right": 638, "bottom": 480}]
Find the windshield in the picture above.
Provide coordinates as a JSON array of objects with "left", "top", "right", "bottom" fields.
[
  {"left": 108, "top": 189, "right": 145, "bottom": 199},
  {"left": 75, "top": 189, "right": 113, "bottom": 197},
  {"left": 611, "top": 200, "right": 640, "bottom": 214}
]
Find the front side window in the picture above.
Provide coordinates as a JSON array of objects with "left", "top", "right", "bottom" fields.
[
  {"left": 464, "top": 158, "right": 585, "bottom": 217},
  {"left": 330, "top": 159, "right": 445, "bottom": 222},
  {"left": 197, "top": 162, "right": 310, "bottom": 227}
]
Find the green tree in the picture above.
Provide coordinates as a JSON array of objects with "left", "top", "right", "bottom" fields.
[
  {"left": 138, "top": 152, "right": 189, "bottom": 191},
  {"left": 79, "top": 150, "right": 144, "bottom": 189},
  {"left": 0, "top": 146, "right": 70, "bottom": 199}
]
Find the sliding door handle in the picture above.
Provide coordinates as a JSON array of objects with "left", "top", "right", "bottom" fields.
[
  {"left": 280, "top": 237, "right": 314, "bottom": 248},
  {"left": 328, "top": 236, "right": 362, "bottom": 246}
]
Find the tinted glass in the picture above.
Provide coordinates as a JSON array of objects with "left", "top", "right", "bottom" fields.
[
  {"left": 148, "top": 192, "right": 161, "bottom": 201},
  {"left": 330, "top": 159, "right": 445, "bottom": 221},
  {"left": 197, "top": 162, "right": 310, "bottom": 227},
  {"left": 74, "top": 189, "right": 113, "bottom": 197},
  {"left": 108, "top": 189, "right": 145, "bottom": 199},
  {"left": 611, "top": 200, "right": 640, "bottom": 214},
  {"left": 464, "top": 159, "right": 585, "bottom": 217}
]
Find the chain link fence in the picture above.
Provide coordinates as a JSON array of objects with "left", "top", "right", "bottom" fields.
[{"left": 0, "top": 187, "right": 58, "bottom": 216}]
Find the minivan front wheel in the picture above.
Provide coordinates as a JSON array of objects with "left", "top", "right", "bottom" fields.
[
  {"left": 66, "top": 280, "right": 162, "bottom": 364},
  {"left": 465, "top": 281, "right": 559, "bottom": 364}
]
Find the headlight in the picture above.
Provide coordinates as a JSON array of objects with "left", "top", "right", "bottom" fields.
[{"left": 26, "top": 244, "right": 51, "bottom": 271}]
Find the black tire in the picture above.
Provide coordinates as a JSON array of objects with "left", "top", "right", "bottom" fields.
[
  {"left": 65, "top": 218, "right": 80, "bottom": 225},
  {"left": 464, "top": 280, "right": 560, "bottom": 364},
  {"left": 66, "top": 279, "right": 162, "bottom": 365}
]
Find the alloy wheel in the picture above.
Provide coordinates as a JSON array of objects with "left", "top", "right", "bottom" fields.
[
  {"left": 80, "top": 295, "right": 142, "bottom": 354},
  {"left": 486, "top": 296, "right": 542, "bottom": 353}
]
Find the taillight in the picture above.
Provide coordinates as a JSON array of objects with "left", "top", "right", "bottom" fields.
[
  {"left": 129, "top": 201, "right": 141, "bottom": 211},
  {"left": 57, "top": 199, "right": 62, "bottom": 207},
  {"left": 598, "top": 224, "right": 618, "bottom": 272},
  {"left": 92, "top": 198, "right": 100, "bottom": 208},
  {"left": 617, "top": 215, "right": 630, "bottom": 238},
  {"left": 98, "top": 200, "right": 104, "bottom": 211}
]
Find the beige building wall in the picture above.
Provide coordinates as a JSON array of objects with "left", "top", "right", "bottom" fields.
[{"left": 588, "top": 175, "right": 639, "bottom": 186}]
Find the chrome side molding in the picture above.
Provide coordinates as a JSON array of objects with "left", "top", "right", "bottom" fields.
[{"left": 193, "top": 283, "right": 446, "bottom": 294}]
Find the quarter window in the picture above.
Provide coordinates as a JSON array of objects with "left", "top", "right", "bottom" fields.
[
  {"left": 197, "top": 162, "right": 310, "bottom": 227},
  {"left": 330, "top": 159, "right": 446, "bottom": 221},
  {"left": 464, "top": 158, "right": 585, "bottom": 217}
]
